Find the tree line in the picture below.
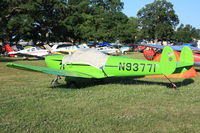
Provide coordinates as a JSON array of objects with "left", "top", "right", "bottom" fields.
[{"left": 0, "top": 0, "right": 200, "bottom": 45}]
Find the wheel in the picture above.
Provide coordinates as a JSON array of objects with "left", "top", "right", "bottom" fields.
[{"left": 51, "top": 79, "right": 59, "bottom": 86}]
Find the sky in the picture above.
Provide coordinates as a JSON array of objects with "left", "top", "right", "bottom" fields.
[{"left": 121, "top": 0, "right": 200, "bottom": 29}]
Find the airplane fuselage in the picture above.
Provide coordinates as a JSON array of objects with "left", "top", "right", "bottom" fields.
[{"left": 45, "top": 55, "right": 163, "bottom": 78}]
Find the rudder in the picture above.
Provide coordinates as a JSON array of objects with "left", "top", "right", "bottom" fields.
[
  {"left": 178, "top": 46, "right": 194, "bottom": 67},
  {"left": 160, "top": 46, "right": 176, "bottom": 75}
]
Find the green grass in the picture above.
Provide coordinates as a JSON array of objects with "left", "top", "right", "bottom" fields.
[{"left": 1, "top": 54, "right": 200, "bottom": 133}]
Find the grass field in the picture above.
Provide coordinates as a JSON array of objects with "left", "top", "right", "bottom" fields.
[{"left": 1, "top": 53, "right": 200, "bottom": 133}]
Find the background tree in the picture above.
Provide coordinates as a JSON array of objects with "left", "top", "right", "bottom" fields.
[
  {"left": 115, "top": 17, "right": 139, "bottom": 43},
  {"left": 0, "top": 0, "right": 67, "bottom": 44},
  {"left": 137, "top": 0, "right": 179, "bottom": 44},
  {"left": 4, "top": 0, "right": 200, "bottom": 45},
  {"left": 89, "top": 0, "right": 124, "bottom": 42},
  {"left": 175, "top": 24, "right": 200, "bottom": 43},
  {"left": 62, "top": 0, "right": 126, "bottom": 43},
  {"left": 0, "top": 0, "right": 27, "bottom": 43},
  {"left": 62, "top": 0, "right": 92, "bottom": 43},
  {"left": 27, "top": 0, "right": 68, "bottom": 43},
  {"left": 0, "top": 0, "right": 140, "bottom": 44}
]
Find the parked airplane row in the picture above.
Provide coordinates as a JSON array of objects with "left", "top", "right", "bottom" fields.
[{"left": 1, "top": 42, "right": 132, "bottom": 59}]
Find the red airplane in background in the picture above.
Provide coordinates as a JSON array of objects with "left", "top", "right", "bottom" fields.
[{"left": 0, "top": 44, "right": 16, "bottom": 57}]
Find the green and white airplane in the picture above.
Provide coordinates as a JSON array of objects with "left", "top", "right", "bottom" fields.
[{"left": 7, "top": 46, "right": 194, "bottom": 88}]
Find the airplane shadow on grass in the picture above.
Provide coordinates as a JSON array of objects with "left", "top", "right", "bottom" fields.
[{"left": 51, "top": 76, "right": 194, "bottom": 89}]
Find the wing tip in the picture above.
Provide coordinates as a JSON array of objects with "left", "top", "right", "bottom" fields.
[{"left": 6, "top": 63, "right": 14, "bottom": 67}]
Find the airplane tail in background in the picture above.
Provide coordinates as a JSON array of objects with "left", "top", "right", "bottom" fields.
[
  {"left": 5, "top": 44, "right": 15, "bottom": 57},
  {"left": 43, "top": 44, "right": 52, "bottom": 52}
]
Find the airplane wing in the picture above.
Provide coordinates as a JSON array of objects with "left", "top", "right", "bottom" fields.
[
  {"left": 52, "top": 51, "right": 72, "bottom": 55},
  {"left": 139, "top": 44, "right": 200, "bottom": 52},
  {"left": 8, "top": 52, "right": 45, "bottom": 59},
  {"left": 170, "top": 45, "right": 200, "bottom": 52},
  {"left": 138, "top": 44, "right": 164, "bottom": 49},
  {"left": 7, "top": 63, "right": 96, "bottom": 78}
]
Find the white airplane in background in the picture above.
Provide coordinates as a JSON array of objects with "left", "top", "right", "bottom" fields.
[
  {"left": 46, "top": 43, "right": 89, "bottom": 55},
  {"left": 8, "top": 47, "right": 50, "bottom": 59},
  {"left": 51, "top": 44, "right": 79, "bottom": 55},
  {"left": 96, "top": 46, "right": 120, "bottom": 55},
  {"left": 45, "top": 43, "right": 120, "bottom": 55}
]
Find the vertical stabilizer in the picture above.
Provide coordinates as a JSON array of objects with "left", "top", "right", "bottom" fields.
[
  {"left": 160, "top": 46, "right": 176, "bottom": 75},
  {"left": 178, "top": 46, "right": 194, "bottom": 67}
]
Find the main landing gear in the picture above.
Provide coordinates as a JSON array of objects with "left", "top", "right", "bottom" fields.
[
  {"left": 50, "top": 76, "right": 79, "bottom": 88},
  {"left": 51, "top": 75, "right": 61, "bottom": 86}
]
